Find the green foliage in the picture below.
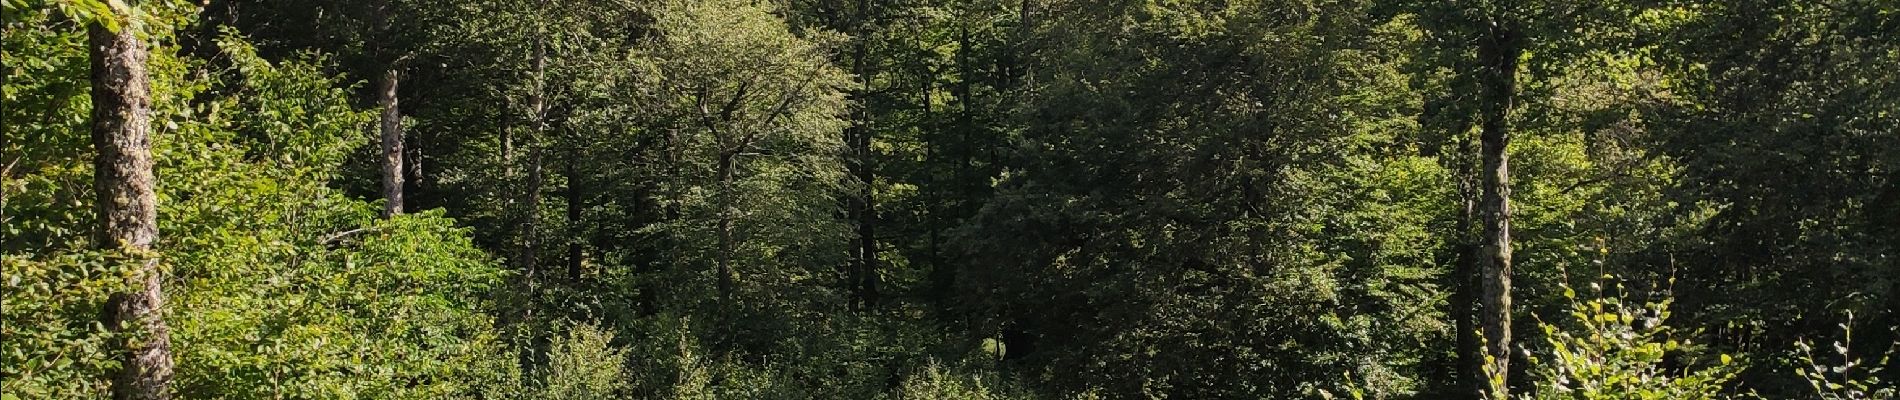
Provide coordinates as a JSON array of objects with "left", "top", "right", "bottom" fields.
[
  {"left": 632, "top": 0, "right": 856, "bottom": 346},
  {"left": 8, "top": 0, "right": 1897, "bottom": 398},
  {"left": 147, "top": 37, "right": 514, "bottom": 400},
  {"left": 1794, "top": 317, "right": 1897, "bottom": 400},
  {"left": 882, "top": 361, "right": 1028, "bottom": 400},
  {"left": 1517, "top": 280, "right": 1744, "bottom": 400},
  {"left": 539, "top": 322, "right": 632, "bottom": 400},
  {"left": 4, "top": 14, "right": 518, "bottom": 398},
  {"left": 958, "top": 1, "right": 1449, "bottom": 397},
  {"left": 666, "top": 332, "right": 714, "bottom": 400},
  {"left": 3, "top": 2, "right": 103, "bottom": 254},
  {"left": 620, "top": 317, "right": 787, "bottom": 400},
  {"left": 3, "top": 0, "right": 116, "bottom": 31},
  {"left": 1641, "top": 1, "right": 1900, "bottom": 390},
  {"left": 0, "top": 252, "right": 134, "bottom": 399}
]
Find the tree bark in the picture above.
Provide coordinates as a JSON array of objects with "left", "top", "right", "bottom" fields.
[
  {"left": 954, "top": 25, "right": 975, "bottom": 215},
  {"left": 522, "top": 27, "right": 548, "bottom": 280},
  {"left": 848, "top": 1, "right": 879, "bottom": 311},
  {"left": 90, "top": 11, "right": 173, "bottom": 400},
  {"left": 1476, "top": 21, "right": 1520, "bottom": 400},
  {"left": 408, "top": 133, "right": 423, "bottom": 206},
  {"left": 378, "top": 68, "right": 404, "bottom": 218},
  {"left": 1451, "top": 125, "right": 1484, "bottom": 399},
  {"left": 1012, "top": 0, "right": 1035, "bottom": 90},
  {"left": 565, "top": 147, "right": 583, "bottom": 282},
  {"left": 716, "top": 151, "right": 736, "bottom": 308}
]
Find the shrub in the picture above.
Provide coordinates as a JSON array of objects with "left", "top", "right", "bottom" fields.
[
  {"left": 540, "top": 322, "right": 632, "bottom": 400},
  {"left": 883, "top": 360, "right": 1027, "bottom": 400},
  {"left": 1794, "top": 314, "right": 1896, "bottom": 400},
  {"left": 1514, "top": 278, "right": 1745, "bottom": 400}
]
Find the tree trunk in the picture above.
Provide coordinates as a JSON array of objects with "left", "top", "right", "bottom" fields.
[
  {"left": 378, "top": 68, "right": 404, "bottom": 218},
  {"left": 954, "top": 25, "right": 975, "bottom": 216},
  {"left": 1012, "top": 0, "right": 1035, "bottom": 90},
  {"left": 716, "top": 151, "right": 736, "bottom": 308},
  {"left": 1476, "top": 22, "right": 1520, "bottom": 400},
  {"left": 856, "top": 144, "right": 878, "bottom": 311},
  {"left": 565, "top": 147, "right": 583, "bottom": 282},
  {"left": 408, "top": 133, "right": 423, "bottom": 206},
  {"left": 645, "top": 127, "right": 682, "bottom": 316},
  {"left": 502, "top": 98, "right": 514, "bottom": 167},
  {"left": 90, "top": 12, "right": 173, "bottom": 400},
  {"left": 921, "top": 66, "right": 954, "bottom": 316},
  {"left": 1451, "top": 127, "right": 1484, "bottom": 399},
  {"left": 848, "top": 3, "right": 879, "bottom": 311},
  {"left": 522, "top": 29, "right": 548, "bottom": 280}
]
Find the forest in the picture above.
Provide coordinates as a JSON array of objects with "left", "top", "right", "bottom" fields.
[{"left": 3, "top": 0, "right": 1896, "bottom": 398}]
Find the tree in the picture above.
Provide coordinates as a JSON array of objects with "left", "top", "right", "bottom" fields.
[
  {"left": 520, "top": 0, "right": 550, "bottom": 313},
  {"left": 1475, "top": 7, "right": 1522, "bottom": 398},
  {"left": 1402, "top": 1, "right": 1628, "bottom": 395},
  {"left": 959, "top": 1, "right": 1445, "bottom": 396},
  {"left": 378, "top": 67, "right": 404, "bottom": 217},
  {"left": 639, "top": 0, "right": 854, "bottom": 347},
  {"left": 86, "top": 1, "right": 173, "bottom": 398},
  {"left": 844, "top": 0, "right": 882, "bottom": 312},
  {"left": 1640, "top": 0, "right": 1900, "bottom": 389},
  {"left": 157, "top": 37, "right": 520, "bottom": 399},
  {"left": 370, "top": 0, "right": 416, "bottom": 219},
  {"left": 222, "top": 0, "right": 458, "bottom": 217},
  {"left": 15, "top": 0, "right": 1898, "bottom": 397}
]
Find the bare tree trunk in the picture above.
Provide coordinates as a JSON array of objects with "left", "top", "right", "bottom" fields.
[
  {"left": 856, "top": 136, "right": 878, "bottom": 309},
  {"left": 1451, "top": 128, "right": 1484, "bottom": 399},
  {"left": 90, "top": 12, "right": 173, "bottom": 400},
  {"left": 565, "top": 147, "right": 583, "bottom": 282},
  {"left": 378, "top": 68, "right": 404, "bottom": 218},
  {"left": 921, "top": 66, "right": 955, "bottom": 316},
  {"left": 716, "top": 151, "right": 736, "bottom": 308},
  {"left": 847, "top": 1, "right": 879, "bottom": 311},
  {"left": 644, "top": 127, "right": 682, "bottom": 316},
  {"left": 1012, "top": 0, "right": 1035, "bottom": 90},
  {"left": 523, "top": 152, "right": 544, "bottom": 273},
  {"left": 1477, "top": 21, "right": 1520, "bottom": 400},
  {"left": 954, "top": 25, "right": 975, "bottom": 216},
  {"left": 522, "top": 28, "right": 548, "bottom": 281},
  {"left": 503, "top": 101, "right": 514, "bottom": 165},
  {"left": 408, "top": 134, "right": 423, "bottom": 205}
]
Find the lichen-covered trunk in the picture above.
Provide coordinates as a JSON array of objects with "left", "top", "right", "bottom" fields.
[
  {"left": 90, "top": 14, "right": 173, "bottom": 400},
  {"left": 1476, "top": 22, "right": 1519, "bottom": 400},
  {"left": 379, "top": 68, "right": 404, "bottom": 218}
]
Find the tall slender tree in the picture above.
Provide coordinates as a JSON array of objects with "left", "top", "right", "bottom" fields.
[
  {"left": 564, "top": 145, "right": 583, "bottom": 281},
  {"left": 521, "top": 6, "right": 549, "bottom": 289},
  {"left": 88, "top": 2, "right": 172, "bottom": 398},
  {"left": 1476, "top": 11, "right": 1521, "bottom": 399},
  {"left": 372, "top": 0, "right": 407, "bottom": 218},
  {"left": 223, "top": 0, "right": 456, "bottom": 216},
  {"left": 850, "top": 4, "right": 880, "bottom": 312},
  {"left": 829, "top": 0, "right": 880, "bottom": 312},
  {"left": 378, "top": 67, "right": 404, "bottom": 217},
  {"left": 1441, "top": 110, "right": 1485, "bottom": 398}
]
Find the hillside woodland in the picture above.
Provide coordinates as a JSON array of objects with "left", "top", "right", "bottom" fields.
[{"left": 4, "top": 0, "right": 1896, "bottom": 398}]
